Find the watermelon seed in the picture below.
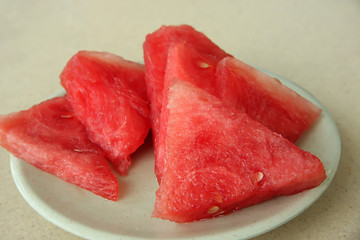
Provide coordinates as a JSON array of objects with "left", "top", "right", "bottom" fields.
[
  {"left": 256, "top": 172, "right": 264, "bottom": 182},
  {"left": 198, "top": 61, "right": 211, "bottom": 69},
  {"left": 273, "top": 78, "right": 281, "bottom": 84},
  {"left": 60, "top": 115, "right": 72, "bottom": 118},
  {"left": 208, "top": 206, "right": 220, "bottom": 214},
  {"left": 74, "top": 148, "right": 85, "bottom": 153},
  {"left": 216, "top": 210, "right": 225, "bottom": 216}
]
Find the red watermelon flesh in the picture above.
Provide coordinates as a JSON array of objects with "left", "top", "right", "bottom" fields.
[
  {"left": 0, "top": 96, "right": 118, "bottom": 201},
  {"left": 164, "top": 42, "right": 222, "bottom": 97},
  {"left": 155, "top": 42, "right": 226, "bottom": 181},
  {"left": 143, "top": 25, "right": 231, "bottom": 181},
  {"left": 215, "top": 57, "right": 322, "bottom": 142},
  {"left": 60, "top": 51, "right": 150, "bottom": 175},
  {"left": 153, "top": 79, "right": 326, "bottom": 223}
]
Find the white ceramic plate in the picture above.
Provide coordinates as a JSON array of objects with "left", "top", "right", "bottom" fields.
[{"left": 10, "top": 69, "right": 341, "bottom": 240}]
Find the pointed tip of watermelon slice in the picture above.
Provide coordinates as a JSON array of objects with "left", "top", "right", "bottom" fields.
[
  {"left": 0, "top": 96, "right": 120, "bottom": 202},
  {"left": 215, "top": 56, "right": 323, "bottom": 142},
  {"left": 110, "top": 155, "right": 131, "bottom": 176}
]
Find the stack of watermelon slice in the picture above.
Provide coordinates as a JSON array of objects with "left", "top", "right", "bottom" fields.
[
  {"left": 0, "top": 24, "right": 326, "bottom": 223},
  {"left": 0, "top": 51, "right": 150, "bottom": 201}
]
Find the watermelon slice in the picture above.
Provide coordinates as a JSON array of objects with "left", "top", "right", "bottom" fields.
[
  {"left": 143, "top": 25, "right": 231, "bottom": 181},
  {"left": 215, "top": 57, "right": 322, "bottom": 142},
  {"left": 153, "top": 42, "right": 228, "bottom": 181},
  {"left": 153, "top": 79, "right": 326, "bottom": 223},
  {"left": 60, "top": 51, "right": 150, "bottom": 175},
  {"left": 0, "top": 96, "right": 118, "bottom": 201}
]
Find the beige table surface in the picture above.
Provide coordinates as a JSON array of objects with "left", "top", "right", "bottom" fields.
[{"left": 1, "top": 1, "right": 359, "bottom": 239}]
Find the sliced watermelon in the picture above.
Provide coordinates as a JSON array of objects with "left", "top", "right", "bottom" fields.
[
  {"left": 215, "top": 57, "right": 322, "bottom": 142},
  {"left": 164, "top": 42, "right": 223, "bottom": 96},
  {"left": 153, "top": 42, "right": 228, "bottom": 181},
  {"left": 143, "top": 25, "right": 231, "bottom": 181},
  {"left": 0, "top": 96, "right": 118, "bottom": 201},
  {"left": 60, "top": 51, "right": 150, "bottom": 175},
  {"left": 153, "top": 79, "right": 326, "bottom": 223}
]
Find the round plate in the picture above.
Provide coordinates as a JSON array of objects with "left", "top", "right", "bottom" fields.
[{"left": 10, "top": 70, "right": 341, "bottom": 240}]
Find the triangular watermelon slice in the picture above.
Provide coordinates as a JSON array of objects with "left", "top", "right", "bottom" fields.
[
  {"left": 0, "top": 96, "right": 118, "bottom": 201},
  {"left": 60, "top": 51, "right": 150, "bottom": 175},
  {"left": 153, "top": 79, "right": 326, "bottom": 223},
  {"left": 154, "top": 42, "right": 228, "bottom": 181},
  {"left": 143, "top": 25, "right": 231, "bottom": 181},
  {"left": 215, "top": 57, "right": 322, "bottom": 142}
]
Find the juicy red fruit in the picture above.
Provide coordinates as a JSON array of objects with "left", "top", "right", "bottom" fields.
[
  {"left": 156, "top": 42, "right": 228, "bottom": 182},
  {"left": 61, "top": 51, "right": 150, "bottom": 175},
  {"left": 143, "top": 25, "right": 231, "bottom": 182},
  {"left": 153, "top": 80, "right": 326, "bottom": 223},
  {"left": 215, "top": 57, "right": 322, "bottom": 142},
  {"left": 0, "top": 96, "right": 118, "bottom": 201}
]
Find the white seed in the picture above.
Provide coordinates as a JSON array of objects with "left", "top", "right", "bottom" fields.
[
  {"left": 208, "top": 206, "right": 219, "bottom": 214},
  {"left": 60, "top": 115, "right": 72, "bottom": 118},
  {"left": 74, "top": 148, "right": 85, "bottom": 153},
  {"left": 198, "top": 62, "right": 211, "bottom": 69},
  {"left": 256, "top": 172, "right": 264, "bottom": 182},
  {"left": 216, "top": 210, "right": 225, "bottom": 216}
]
